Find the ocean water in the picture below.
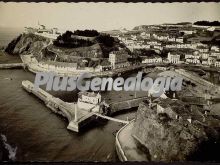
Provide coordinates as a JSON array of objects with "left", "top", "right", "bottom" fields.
[
  {"left": 0, "top": 63, "right": 136, "bottom": 162},
  {"left": 0, "top": 27, "right": 23, "bottom": 47}
]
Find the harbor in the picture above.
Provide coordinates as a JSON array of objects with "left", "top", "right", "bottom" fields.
[{"left": 21, "top": 80, "right": 132, "bottom": 132}]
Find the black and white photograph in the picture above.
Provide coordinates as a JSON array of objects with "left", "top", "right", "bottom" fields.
[{"left": 0, "top": 2, "right": 220, "bottom": 162}]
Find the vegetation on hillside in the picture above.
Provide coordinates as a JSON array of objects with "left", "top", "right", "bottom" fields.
[
  {"left": 73, "top": 30, "right": 99, "bottom": 37},
  {"left": 194, "top": 21, "right": 220, "bottom": 26},
  {"left": 53, "top": 31, "right": 94, "bottom": 48}
]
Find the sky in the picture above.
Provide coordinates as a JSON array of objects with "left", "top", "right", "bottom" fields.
[{"left": 0, "top": 2, "right": 220, "bottom": 31}]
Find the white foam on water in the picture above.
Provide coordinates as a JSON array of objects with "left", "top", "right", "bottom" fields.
[{"left": 1, "top": 134, "right": 17, "bottom": 161}]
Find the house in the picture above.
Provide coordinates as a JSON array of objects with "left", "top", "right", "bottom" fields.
[
  {"left": 210, "top": 51, "right": 220, "bottom": 59},
  {"left": 109, "top": 50, "right": 130, "bottom": 69},
  {"left": 153, "top": 45, "right": 163, "bottom": 51},
  {"left": 215, "top": 60, "right": 220, "bottom": 67},
  {"left": 176, "top": 37, "right": 184, "bottom": 43},
  {"left": 77, "top": 92, "right": 102, "bottom": 113},
  {"left": 167, "top": 36, "right": 176, "bottom": 42},
  {"left": 142, "top": 56, "right": 162, "bottom": 64},
  {"left": 202, "top": 60, "right": 208, "bottom": 65},
  {"left": 211, "top": 46, "right": 220, "bottom": 52},
  {"left": 180, "top": 30, "right": 194, "bottom": 35},
  {"left": 146, "top": 41, "right": 160, "bottom": 46},
  {"left": 140, "top": 32, "right": 151, "bottom": 39},
  {"left": 207, "top": 57, "right": 216, "bottom": 66},
  {"left": 186, "top": 58, "right": 200, "bottom": 64},
  {"left": 167, "top": 52, "right": 180, "bottom": 64},
  {"left": 155, "top": 34, "right": 169, "bottom": 41},
  {"left": 197, "top": 46, "right": 209, "bottom": 53}
]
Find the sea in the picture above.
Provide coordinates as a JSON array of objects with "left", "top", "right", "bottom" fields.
[{"left": 0, "top": 27, "right": 136, "bottom": 161}]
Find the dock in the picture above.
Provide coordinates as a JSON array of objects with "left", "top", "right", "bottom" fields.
[
  {"left": 0, "top": 63, "right": 25, "bottom": 69},
  {"left": 22, "top": 80, "right": 96, "bottom": 132},
  {"left": 21, "top": 80, "right": 131, "bottom": 132}
]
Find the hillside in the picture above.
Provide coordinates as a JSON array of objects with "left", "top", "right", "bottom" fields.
[{"left": 5, "top": 30, "right": 127, "bottom": 62}]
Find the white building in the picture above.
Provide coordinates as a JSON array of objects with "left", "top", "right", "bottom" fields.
[
  {"left": 77, "top": 92, "right": 102, "bottom": 113},
  {"left": 142, "top": 56, "right": 162, "bottom": 64},
  {"left": 197, "top": 46, "right": 209, "bottom": 53},
  {"left": 211, "top": 46, "right": 220, "bottom": 52},
  {"left": 186, "top": 58, "right": 200, "bottom": 64},
  {"left": 208, "top": 57, "right": 216, "bottom": 66},
  {"left": 167, "top": 52, "right": 180, "bottom": 64},
  {"left": 210, "top": 51, "right": 220, "bottom": 59},
  {"left": 176, "top": 37, "right": 184, "bottom": 43},
  {"left": 140, "top": 32, "right": 151, "bottom": 39},
  {"left": 201, "top": 53, "right": 209, "bottom": 59}
]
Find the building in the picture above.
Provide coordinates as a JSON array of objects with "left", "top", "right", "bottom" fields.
[
  {"left": 208, "top": 57, "right": 216, "bottom": 66},
  {"left": 201, "top": 53, "right": 209, "bottom": 59},
  {"left": 77, "top": 92, "right": 102, "bottom": 113},
  {"left": 167, "top": 52, "right": 180, "bottom": 64},
  {"left": 24, "top": 23, "right": 62, "bottom": 40},
  {"left": 176, "top": 37, "right": 184, "bottom": 43},
  {"left": 180, "top": 30, "right": 194, "bottom": 35},
  {"left": 97, "top": 60, "right": 112, "bottom": 71},
  {"left": 186, "top": 58, "right": 200, "bottom": 64},
  {"left": 215, "top": 60, "right": 220, "bottom": 67},
  {"left": 210, "top": 51, "right": 220, "bottom": 59},
  {"left": 202, "top": 60, "right": 208, "bottom": 65},
  {"left": 211, "top": 46, "right": 220, "bottom": 52},
  {"left": 142, "top": 56, "right": 162, "bottom": 64},
  {"left": 140, "top": 32, "right": 151, "bottom": 39},
  {"left": 197, "top": 46, "right": 209, "bottom": 53},
  {"left": 109, "top": 50, "right": 130, "bottom": 69}
]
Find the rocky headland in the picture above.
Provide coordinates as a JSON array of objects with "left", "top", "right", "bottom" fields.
[
  {"left": 4, "top": 30, "right": 128, "bottom": 66},
  {"left": 131, "top": 98, "right": 220, "bottom": 162}
]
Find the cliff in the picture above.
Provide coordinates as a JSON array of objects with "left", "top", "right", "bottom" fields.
[
  {"left": 5, "top": 33, "right": 51, "bottom": 56},
  {"left": 132, "top": 99, "right": 220, "bottom": 162}
]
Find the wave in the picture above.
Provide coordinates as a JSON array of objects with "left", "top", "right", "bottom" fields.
[{"left": 1, "top": 134, "right": 17, "bottom": 161}]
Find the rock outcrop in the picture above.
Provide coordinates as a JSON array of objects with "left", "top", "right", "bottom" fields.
[
  {"left": 5, "top": 33, "right": 50, "bottom": 56},
  {"left": 5, "top": 32, "right": 127, "bottom": 62},
  {"left": 132, "top": 98, "right": 220, "bottom": 161}
]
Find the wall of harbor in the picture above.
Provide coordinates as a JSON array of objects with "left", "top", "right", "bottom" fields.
[{"left": 0, "top": 63, "right": 25, "bottom": 69}]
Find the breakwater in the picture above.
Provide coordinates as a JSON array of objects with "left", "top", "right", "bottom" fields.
[
  {"left": 22, "top": 80, "right": 95, "bottom": 132},
  {"left": 0, "top": 63, "right": 25, "bottom": 69}
]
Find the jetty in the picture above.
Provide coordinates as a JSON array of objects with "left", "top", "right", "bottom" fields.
[
  {"left": 21, "top": 80, "right": 130, "bottom": 132},
  {"left": 0, "top": 63, "right": 25, "bottom": 69}
]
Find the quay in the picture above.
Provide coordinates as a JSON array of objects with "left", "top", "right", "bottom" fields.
[
  {"left": 21, "top": 80, "right": 130, "bottom": 132},
  {"left": 0, "top": 63, "right": 25, "bottom": 69},
  {"left": 22, "top": 80, "right": 96, "bottom": 132}
]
